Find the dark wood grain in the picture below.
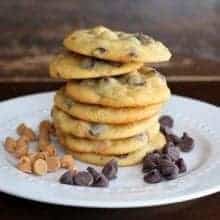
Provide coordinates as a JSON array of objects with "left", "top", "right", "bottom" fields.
[
  {"left": 0, "top": 0, "right": 220, "bottom": 219},
  {"left": 0, "top": 0, "right": 220, "bottom": 82}
]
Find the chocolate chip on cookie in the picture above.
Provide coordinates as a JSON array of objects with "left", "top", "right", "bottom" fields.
[
  {"left": 89, "top": 123, "right": 106, "bottom": 137},
  {"left": 127, "top": 73, "right": 146, "bottom": 86},
  {"left": 64, "top": 97, "right": 74, "bottom": 109},
  {"left": 135, "top": 133, "right": 147, "bottom": 141},
  {"left": 128, "top": 48, "right": 138, "bottom": 57},
  {"left": 80, "top": 57, "right": 96, "bottom": 69},
  {"left": 134, "top": 33, "right": 152, "bottom": 45},
  {"left": 92, "top": 47, "right": 107, "bottom": 56}
]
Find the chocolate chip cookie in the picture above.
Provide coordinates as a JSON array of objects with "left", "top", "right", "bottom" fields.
[
  {"left": 68, "top": 132, "right": 166, "bottom": 166},
  {"left": 54, "top": 89, "right": 164, "bottom": 124},
  {"left": 52, "top": 107, "right": 160, "bottom": 140},
  {"left": 65, "top": 67, "right": 170, "bottom": 107},
  {"left": 63, "top": 26, "right": 171, "bottom": 63},
  {"left": 49, "top": 52, "right": 143, "bottom": 79}
]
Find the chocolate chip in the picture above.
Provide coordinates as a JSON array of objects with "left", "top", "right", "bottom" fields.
[
  {"left": 135, "top": 133, "right": 147, "bottom": 141},
  {"left": 87, "top": 167, "right": 100, "bottom": 182},
  {"left": 92, "top": 47, "right": 107, "bottom": 55},
  {"left": 109, "top": 61, "right": 122, "bottom": 67},
  {"left": 144, "top": 152, "right": 161, "bottom": 164},
  {"left": 166, "top": 133, "right": 181, "bottom": 145},
  {"left": 127, "top": 73, "right": 146, "bottom": 86},
  {"left": 128, "top": 48, "right": 138, "bottom": 57},
  {"left": 159, "top": 153, "right": 172, "bottom": 162},
  {"left": 163, "top": 144, "right": 180, "bottom": 162},
  {"left": 59, "top": 170, "right": 76, "bottom": 185},
  {"left": 159, "top": 115, "right": 174, "bottom": 128},
  {"left": 117, "top": 154, "right": 128, "bottom": 159},
  {"left": 160, "top": 126, "right": 172, "bottom": 136},
  {"left": 89, "top": 123, "right": 106, "bottom": 137},
  {"left": 159, "top": 159, "right": 179, "bottom": 180},
  {"left": 144, "top": 169, "right": 162, "bottom": 184},
  {"left": 134, "top": 33, "right": 152, "bottom": 45},
  {"left": 73, "top": 171, "right": 94, "bottom": 186},
  {"left": 175, "top": 158, "right": 187, "bottom": 173},
  {"left": 80, "top": 58, "right": 96, "bottom": 69},
  {"left": 142, "top": 159, "right": 157, "bottom": 173},
  {"left": 177, "top": 132, "right": 194, "bottom": 152},
  {"left": 87, "top": 167, "right": 109, "bottom": 187},
  {"left": 164, "top": 165, "right": 179, "bottom": 180},
  {"left": 99, "top": 77, "right": 116, "bottom": 85},
  {"left": 64, "top": 97, "right": 74, "bottom": 109},
  {"left": 160, "top": 126, "right": 181, "bottom": 145},
  {"left": 98, "top": 60, "right": 122, "bottom": 68},
  {"left": 102, "top": 159, "right": 118, "bottom": 180}
]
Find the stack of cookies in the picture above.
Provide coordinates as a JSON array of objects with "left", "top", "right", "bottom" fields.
[{"left": 49, "top": 26, "right": 172, "bottom": 166}]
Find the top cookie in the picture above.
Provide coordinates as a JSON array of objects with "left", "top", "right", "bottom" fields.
[
  {"left": 49, "top": 51, "right": 143, "bottom": 79},
  {"left": 63, "top": 26, "right": 172, "bottom": 63}
]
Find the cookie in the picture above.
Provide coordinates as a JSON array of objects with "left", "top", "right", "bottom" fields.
[
  {"left": 58, "top": 129, "right": 153, "bottom": 155},
  {"left": 64, "top": 26, "right": 171, "bottom": 63},
  {"left": 52, "top": 107, "right": 159, "bottom": 140},
  {"left": 65, "top": 67, "right": 171, "bottom": 108},
  {"left": 68, "top": 132, "right": 166, "bottom": 166},
  {"left": 49, "top": 52, "right": 143, "bottom": 79},
  {"left": 54, "top": 89, "right": 163, "bottom": 124}
]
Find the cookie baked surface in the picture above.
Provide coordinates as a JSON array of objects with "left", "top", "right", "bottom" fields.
[
  {"left": 68, "top": 132, "right": 166, "bottom": 166},
  {"left": 49, "top": 52, "right": 143, "bottom": 79},
  {"left": 63, "top": 26, "right": 171, "bottom": 63},
  {"left": 52, "top": 107, "right": 159, "bottom": 140},
  {"left": 54, "top": 89, "right": 163, "bottom": 124},
  {"left": 65, "top": 67, "right": 170, "bottom": 107},
  {"left": 57, "top": 129, "right": 153, "bottom": 155}
]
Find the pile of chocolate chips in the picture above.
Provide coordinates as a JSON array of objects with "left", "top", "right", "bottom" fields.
[
  {"left": 60, "top": 159, "right": 118, "bottom": 187},
  {"left": 143, "top": 115, "right": 194, "bottom": 184}
]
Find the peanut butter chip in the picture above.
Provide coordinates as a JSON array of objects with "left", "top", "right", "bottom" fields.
[
  {"left": 61, "top": 155, "right": 75, "bottom": 169},
  {"left": 4, "top": 137, "right": 17, "bottom": 153},
  {"left": 17, "top": 156, "right": 32, "bottom": 173},
  {"left": 17, "top": 123, "right": 36, "bottom": 141},
  {"left": 33, "top": 159, "right": 48, "bottom": 176},
  {"left": 42, "top": 144, "right": 56, "bottom": 156},
  {"left": 19, "top": 156, "right": 31, "bottom": 164},
  {"left": 17, "top": 161, "right": 32, "bottom": 173},
  {"left": 46, "top": 156, "right": 61, "bottom": 172},
  {"left": 16, "top": 123, "right": 26, "bottom": 135},
  {"left": 31, "top": 152, "right": 48, "bottom": 162},
  {"left": 14, "top": 138, "right": 29, "bottom": 158}
]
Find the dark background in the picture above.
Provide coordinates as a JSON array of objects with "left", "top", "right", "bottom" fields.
[{"left": 0, "top": 0, "right": 220, "bottom": 219}]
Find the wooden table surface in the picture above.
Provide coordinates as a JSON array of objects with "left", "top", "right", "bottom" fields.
[{"left": 0, "top": 0, "right": 220, "bottom": 219}]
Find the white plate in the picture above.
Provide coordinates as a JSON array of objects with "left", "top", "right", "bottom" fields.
[{"left": 0, "top": 92, "right": 219, "bottom": 208}]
